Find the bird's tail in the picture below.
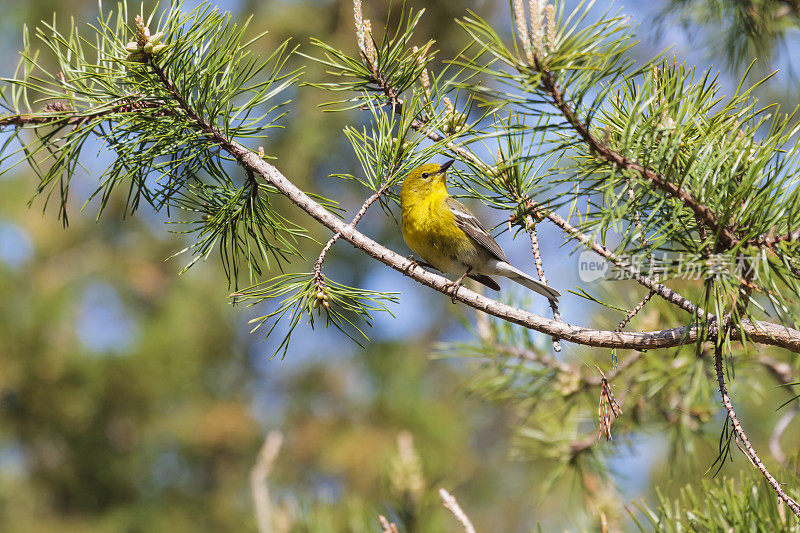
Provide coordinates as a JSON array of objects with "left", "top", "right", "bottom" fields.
[{"left": 493, "top": 261, "right": 561, "bottom": 301}]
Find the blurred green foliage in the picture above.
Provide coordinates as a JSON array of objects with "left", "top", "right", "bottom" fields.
[
  {"left": 0, "top": 178, "right": 260, "bottom": 531},
  {"left": 658, "top": 0, "right": 800, "bottom": 70}
]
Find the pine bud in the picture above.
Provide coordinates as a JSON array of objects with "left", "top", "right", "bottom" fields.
[
  {"left": 545, "top": 4, "right": 556, "bottom": 50},
  {"left": 513, "top": 0, "right": 532, "bottom": 63},
  {"left": 531, "top": 0, "right": 542, "bottom": 57},
  {"left": 135, "top": 15, "right": 149, "bottom": 47},
  {"left": 362, "top": 19, "right": 378, "bottom": 69}
]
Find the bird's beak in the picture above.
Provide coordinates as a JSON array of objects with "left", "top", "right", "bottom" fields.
[{"left": 438, "top": 159, "right": 455, "bottom": 174}]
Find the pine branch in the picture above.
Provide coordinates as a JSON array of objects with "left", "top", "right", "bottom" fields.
[
  {"left": 5, "top": 2, "right": 800, "bottom": 354},
  {"left": 616, "top": 290, "right": 656, "bottom": 332},
  {"left": 0, "top": 99, "right": 169, "bottom": 128},
  {"left": 537, "top": 68, "right": 740, "bottom": 250},
  {"left": 714, "top": 343, "right": 800, "bottom": 520},
  {"left": 756, "top": 228, "right": 800, "bottom": 250},
  {"left": 540, "top": 206, "right": 706, "bottom": 319}
]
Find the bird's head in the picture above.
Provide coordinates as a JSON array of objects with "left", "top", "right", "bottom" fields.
[{"left": 401, "top": 160, "right": 454, "bottom": 200}]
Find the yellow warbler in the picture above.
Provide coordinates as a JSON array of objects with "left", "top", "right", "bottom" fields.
[{"left": 400, "top": 160, "right": 560, "bottom": 301}]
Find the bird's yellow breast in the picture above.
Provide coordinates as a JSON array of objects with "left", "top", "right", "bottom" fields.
[{"left": 400, "top": 189, "right": 474, "bottom": 273}]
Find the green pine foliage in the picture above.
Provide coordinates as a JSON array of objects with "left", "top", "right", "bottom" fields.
[
  {"left": 1, "top": 1, "right": 305, "bottom": 287},
  {"left": 631, "top": 471, "right": 800, "bottom": 531}
]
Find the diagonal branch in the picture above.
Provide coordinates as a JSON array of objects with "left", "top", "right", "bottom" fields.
[
  {"left": 616, "top": 289, "right": 656, "bottom": 332},
  {"left": 526, "top": 216, "right": 563, "bottom": 351},
  {"left": 714, "top": 343, "right": 800, "bottom": 520},
  {"left": 540, "top": 206, "right": 707, "bottom": 319}
]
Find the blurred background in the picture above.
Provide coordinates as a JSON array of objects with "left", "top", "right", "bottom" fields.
[{"left": 1, "top": 0, "right": 799, "bottom": 531}]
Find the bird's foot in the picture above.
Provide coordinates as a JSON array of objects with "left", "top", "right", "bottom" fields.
[
  {"left": 448, "top": 281, "right": 462, "bottom": 304},
  {"left": 449, "top": 270, "right": 471, "bottom": 304},
  {"left": 403, "top": 255, "right": 420, "bottom": 275}
]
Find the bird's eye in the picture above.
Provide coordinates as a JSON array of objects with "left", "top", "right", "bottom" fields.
[{"left": 421, "top": 172, "right": 430, "bottom": 179}]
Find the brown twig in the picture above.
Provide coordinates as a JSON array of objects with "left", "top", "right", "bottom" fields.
[
  {"left": 616, "top": 290, "right": 656, "bottom": 332},
  {"left": 0, "top": 98, "right": 169, "bottom": 129},
  {"left": 714, "top": 343, "right": 800, "bottom": 520},
  {"left": 754, "top": 228, "right": 800, "bottom": 250},
  {"left": 313, "top": 180, "right": 393, "bottom": 290},
  {"left": 526, "top": 215, "right": 563, "bottom": 351}
]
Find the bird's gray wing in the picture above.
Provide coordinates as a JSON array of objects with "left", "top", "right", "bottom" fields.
[{"left": 445, "top": 197, "right": 509, "bottom": 263}]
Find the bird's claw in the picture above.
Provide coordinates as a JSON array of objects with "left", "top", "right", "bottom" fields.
[
  {"left": 449, "top": 280, "right": 462, "bottom": 304},
  {"left": 403, "top": 254, "right": 419, "bottom": 275},
  {"left": 449, "top": 269, "right": 470, "bottom": 304}
]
